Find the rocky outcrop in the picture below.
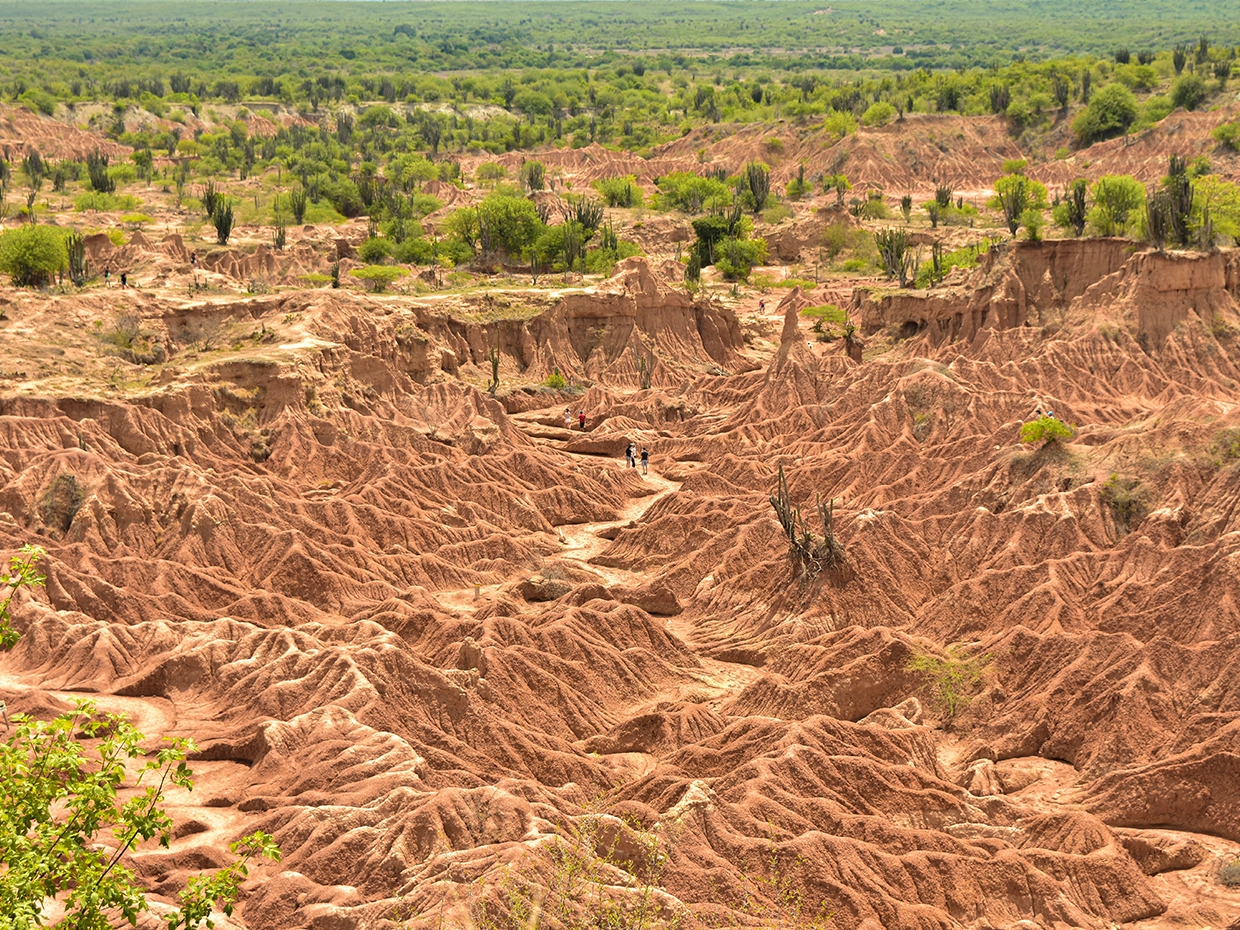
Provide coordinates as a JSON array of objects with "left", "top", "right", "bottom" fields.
[{"left": 854, "top": 238, "right": 1237, "bottom": 346}]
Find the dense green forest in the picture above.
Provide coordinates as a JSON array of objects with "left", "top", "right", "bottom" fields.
[
  {"left": 2, "top": 0, "right": 1238, "bottom": 159},
  {"left": 3, "top": 0, "right": 1240, "bottom": 98}
]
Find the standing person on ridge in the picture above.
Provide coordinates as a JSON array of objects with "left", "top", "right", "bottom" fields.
[
  {"left": 577, "top": 409, "right": 586, "bottom": 430},
  {"left": 640, "top": 447, "right": 649, "bottom": 476},
  {"left": 563, "top": 407, "right": 572, "bottom": 429}
]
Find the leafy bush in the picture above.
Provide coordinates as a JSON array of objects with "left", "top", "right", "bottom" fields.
[
  {"left": 913, "top": 240, "right": 990, "bottom": 288},
  {"left": 1073, "top": 83, "right": 1139, "bottom": 144},
  {"left": 762, "top": 203, "right": 793, "bottom": 224},
  {"left": 358, "top": 236, "right": 393, "bottom": 263},
  {"left": 0, "top": 225, "right": 68, "bottom": 287},
  {"left": 990, "top": 174, "right": 1049, "bottom": 235},
  {"left": 1088, "top": 175, "right": 1145, "bottom": 237},
  {"left": 862, "top": 100, "right": 897, "bottom": 126},
  {"left": 654, "top": 172, "right": 732, "bottom": 213},
  {"left": 543, "top": 369, "right": 567, "bottom": 390},
  {"left": 351, "top": 264, "right": 409, "bottom": 292},
  {"left": 595, "top": 176, "right": 643, "bottom": 207},
  {"left": 801, "top": 303, "right": 845, "bottom": 334},
  {"left": 907, "top": 644, "right": 992, "bottom": 719},
  {"left": 583, "top": 238, "right": 641, "bottom": 275},
  {"left": 74, "top": 191, "right": 140, "bottom": 213},
  {"left": 1214, "top": 121, "right": 1240, "bottom": 152},
  {"left": 714, "top": 235, "right": 767, "bottom": 280},
  {"left": 822, "top": 108, "right": 858, "bottom": 138},
  {"left": 1020, "top": 415, "right": 1076, "bottom": 445}
]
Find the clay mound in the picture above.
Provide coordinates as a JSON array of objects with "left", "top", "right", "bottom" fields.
[{"left": 0, "top": 104, "right": 130, "bottom": 161}]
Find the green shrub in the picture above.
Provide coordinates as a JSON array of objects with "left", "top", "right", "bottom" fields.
[
  {"left": 0, "top": 225, "right": 68, "bottom": 287},
  {"left": 822, "top": 108, "right": 858, "bottom": 138},
  {"left": 583, "top": 239, "right": 641, "bottom": 275},
  {"left": 654, "top": 172, "right": 732, "bottom": 213},
  {"left": 351, "top": 264, "right": 409, "bottom": 292},
  {"left": 0, "top": 694, "right": 281, "bottom": 929},
  {"left": 1213, "top": 121, "right": 1240, "bottom": 152},
  {"left": 1099, "top": 473, "right": 1149, "bottom": 530},
  {"left": 74, "top": 191, "right": 140, "bottom": 213},
  {"left": 358, "top": 236, "right": 393, "bottom": 263},
  {"left": 1073, "top": 83, "right": 1139, "bottom": 144},
  {"left": 18, "top": 88, "right": 57, "bottom": 116},
  {"left": 862, "top": 100, "right": 897, "bottom": 127},
  {"left": 1087, "top": 175, "right": 1145, "bottom": 237},
  {"left": 1020, "top": 415, "right": 1076, "bottom": 446},
  {"left": 907, "top": 644, "right": 992, "bottom": 719},
  {"left": 38, "top": 474, "right": 85, "bottom": 535},
  {"left": 1210, "top": 428, "right": 1240, "bottom": 462},
  {"left": 762, "top": 203, "right": 794, "bottom": 224},
  {"left": 714, "top": 235, "right": 767, "bottom": 280},
  {"left": 543, "top": 369, "right": 567, "bottom": 390},
  {"left": 914, "top": 240, "right": 990, "bottom": 287},
  {"left": 1219, "top": 858, "right": 1240, "bottom": 887},
  {"left": 1171, "top": 73, "right": 1208, "bottom": 111},
  {"left": 595, "top": 176, "right": 643, "bottom": 208},
  {"left": 0, "top": 544, "right": 44, "bottom": 648}
]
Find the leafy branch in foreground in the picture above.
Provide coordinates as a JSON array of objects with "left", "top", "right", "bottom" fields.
[
  {"left": 0, "top": 545, "right": 280, "bottom": 929},
  {"left": 0, "top": 544, "right": 45, "bottom": 649},
  {"left": 770, "top": 465, "right": 845, "bottom": 579},
  {"left": 0, "top": 699, "right": 281, "bottom": 930}
]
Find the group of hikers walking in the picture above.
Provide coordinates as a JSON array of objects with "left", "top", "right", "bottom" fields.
[
  {"left": 625, "top": 442, "right": 649, "bottom": 475},
  {"left": 561, "top": 407, "right": 649, "bottom": 475}
]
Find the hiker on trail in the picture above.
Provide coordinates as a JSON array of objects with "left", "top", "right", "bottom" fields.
[
  {"left": 626, "top": 442, "right": 637, "bottom": 468},
  {"left": 758, "top": 298, "right": 765, "bottom": 312},
  {"left": 120, "top": 272, "right": 128, "bottom": 289},
  {"left": 1046, "top": 409, "right": 1055, "bottom": 420},
  {"left": 577, "top": 409, "right": 586, "bottom": 430},
  {"left": 190, "top": 250, "right": 197, "bottom": 266},
  {"left": 640, "top": 448, "right": 649, "bottom": 476},
  {"left": 564, "top": 407, "right": 572, "bottom": 429},
  {"left": 103, "top": 267, "right": 110, "bottom": 287}
]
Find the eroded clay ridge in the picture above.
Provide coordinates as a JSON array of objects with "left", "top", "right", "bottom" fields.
[{"left": 2, "top": 244, "right": 1240, "bottom": 930}]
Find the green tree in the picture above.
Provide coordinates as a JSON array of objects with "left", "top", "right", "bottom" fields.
[
  {"left": 1087, "top": 174, "right": 1144, "bottom": 236},
  {"left": 351, "top": 264, "right": 409, "bottom": 292},
  {"left": 0, "top": 225, "right": 68, "bottom": 287},
  {"left": 1072, "top": 83, "right": 1138, "bottom": 144},
  {"left": 1020, "top": 415, "right": 1076, "bottom": 445},
  {"left": 477, "top": 192, "right": 544, "bottom": 256}
]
